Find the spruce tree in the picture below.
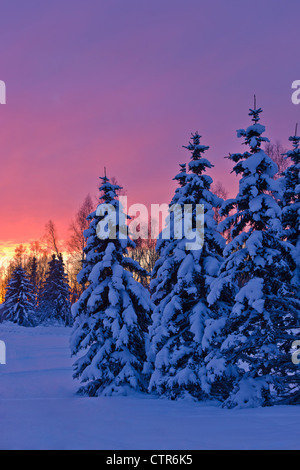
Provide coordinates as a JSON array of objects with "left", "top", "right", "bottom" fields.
[
  {"left": 70, "top": 175, "right": 152, "bottom": 396},
  {"left": 39, "top": 255, "right": 57, "bottom": 321},
  {"left": 29, "top": 256, "right": 39, "bottom": 309},
  {"left": 281, "top": 126, "right": 300, "bottom": 288},
  {"left": 208, "top": 104, "right": 300, "bottom": 408},
  {"left": 4, "top": 266, "right": 35, "bottom": 327},
  {"left": 39, "top": 254, "right": 71, "bottom": 325},
  {"left": 146, "top": 134, "right": 225, "bottom": 400},
  {"left": 54, "top": 254, "right": 72, "bottom": 326}
]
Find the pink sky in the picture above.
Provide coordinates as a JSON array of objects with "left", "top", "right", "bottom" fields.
[{"left": 0, "top": 0, "right": 299, "bottom": 253}]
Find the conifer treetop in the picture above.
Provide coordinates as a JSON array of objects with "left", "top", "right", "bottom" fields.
[
  {"left": 288, "top": 123, "right": 300, "bottom": 149},
  {"left": 183, "top": 132, "right": 213, "bottom": 175},
  {"left": 231, "top": 100, "right": 270, "bottom": 156},
  {"left": 219, "top": 104, "right": 281, "bottom": 238},
  {"left": 286, "top": 124, "right": 300, "bottom": 157},
  {"left": 99, "top": 175, "right": 122, "bottom": 204}
]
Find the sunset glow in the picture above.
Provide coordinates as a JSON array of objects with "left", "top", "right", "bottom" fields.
[
  {"left": 0, "top": 0, "right": 299, "bottom": 258},
  {"left": 0, "top": 0, "right": 299, "bottom": 451}
]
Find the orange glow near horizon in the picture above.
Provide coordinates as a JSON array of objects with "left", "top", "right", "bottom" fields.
[
  {"left": 0, "top": 242, "right": 24, "bottom": 265},
  {"left": 0, "top": 240, "right": 69, "bottom": 266},
  {"left": 0, "top": 1, "right": 299, "bottom": 270}
]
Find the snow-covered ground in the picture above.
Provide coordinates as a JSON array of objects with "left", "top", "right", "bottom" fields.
[{"left": 0, "top": 323, "right": 299, "bottom": 450}]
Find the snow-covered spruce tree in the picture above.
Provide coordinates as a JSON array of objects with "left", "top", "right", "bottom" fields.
[
  {"left": 4, "top": 266, "right": 35, "bottom": 326},
  {"left": 38, "top": 254, "right": 57, "bottom": 321},
  {"left": 208, "top": 104, "right": 300, "bottom": 408},
  {"left": 145, "top": 133, "right": 225, "bottom": 400},
  {"left": 29, "top": 256, "right": 39, "bottom": 309},
  {"left": 281, "top": 128, "right": 300, "bottom": 288},
  {"left": 39, "top": 254, "right": 72, "bottom": 325},
  {"left": 54, "top": 254, "right": 72, "bottom": 326},
  {"left": 70, "top": 175, "right": 152, "bottom": 396}
]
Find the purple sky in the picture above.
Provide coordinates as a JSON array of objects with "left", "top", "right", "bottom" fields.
[{"left": 0, "top": 0, "right": 299, "bottom": 252}]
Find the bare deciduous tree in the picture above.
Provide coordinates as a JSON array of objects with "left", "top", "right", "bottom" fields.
[
  {"left": 110, "top": 176, "right": 127, "bottom": 197},
  {"left": 14, "top": 244, "right": 28, "bottom": 268},
  {"left": 67, "top": 194, "right": 94, "bottom": 259},
  {"left": 211, "top": 180, "right": 228, "bottom": 200},
  {"left": 43, "top": 220, "right": 61, "bottom": 255},
  {"left": 265, "top": 141, "right": 289, "bottom": 178},
  {"left": 129, "top": 217, "right": 159, "bottom": 287},
  {"left": 211, "top": 181, "right": 228, "bottom": 226},
  {"left": 67, "top": 194, "right": 95, "bottom": 302}
]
